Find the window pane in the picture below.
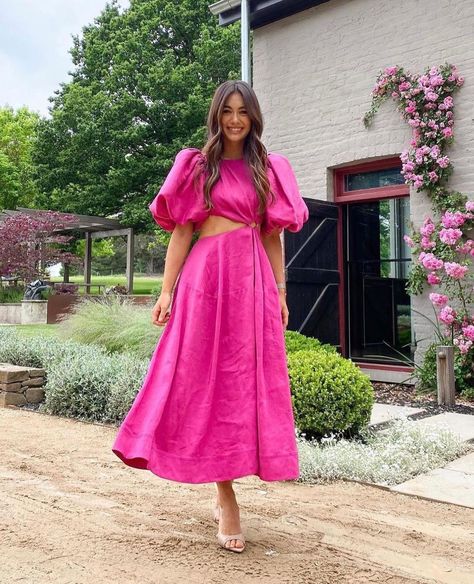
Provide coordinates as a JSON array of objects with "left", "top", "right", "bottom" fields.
[{"left": 344, "top": 167, "right": 404, "bottom": 191}]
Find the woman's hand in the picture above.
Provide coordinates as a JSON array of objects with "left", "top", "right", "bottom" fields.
[
  {"left": 152, "top": 292, "right": 173, "bottom": 327},
  {"left": 279, "top": 289, "right": 289, "bottom": 329}
]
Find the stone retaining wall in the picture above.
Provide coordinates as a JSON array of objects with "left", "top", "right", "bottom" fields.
[
  {"left": 0, "top": 363, "right": 46, "bottom": 407},
  {"left": 0, "top": 300, "right": 48, "bottom": 325}
]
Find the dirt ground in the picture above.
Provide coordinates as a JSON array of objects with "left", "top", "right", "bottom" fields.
[{"left": 1, "top": 408, "right": 473, "bottom": 584}]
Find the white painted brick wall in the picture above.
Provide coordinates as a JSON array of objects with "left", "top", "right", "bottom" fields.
[{"left": 253, "top": 0, "right": 474, "bottom": 365}]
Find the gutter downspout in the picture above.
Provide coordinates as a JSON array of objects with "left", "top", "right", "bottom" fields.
[{"left": 209, "top": 0, "right": 252, "bottom": 85}]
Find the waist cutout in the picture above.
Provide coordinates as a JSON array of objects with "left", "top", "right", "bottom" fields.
[{"left": 198, "top": 215, "right": 261, "bottom": 240}]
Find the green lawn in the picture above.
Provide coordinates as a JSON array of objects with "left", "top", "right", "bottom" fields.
[
  {"left": 50, "top": 274, "right": 162, "bottom": 295},
  {"left": 2, "top": 324, "right": 60, "bottom": 338}
]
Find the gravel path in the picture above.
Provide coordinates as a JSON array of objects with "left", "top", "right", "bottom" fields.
[{"left": 1, "top": 407, "right": 474, "bottom": 584}]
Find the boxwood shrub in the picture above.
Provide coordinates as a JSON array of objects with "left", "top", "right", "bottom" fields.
[
  {"left": 284, "top": 329, "right": 337, "bottom": 355},
  {"left": 288, "top": 349, "right": 374, "bottom": 439}
]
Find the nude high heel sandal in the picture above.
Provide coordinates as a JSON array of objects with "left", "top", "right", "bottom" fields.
[
  {"left": 215, "top": 502, "right": 246, "bottom": 553},
  {"left": 216, "top": 530, "right": 246, "bottom": 553}
]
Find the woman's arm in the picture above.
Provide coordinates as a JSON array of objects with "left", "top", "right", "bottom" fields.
[
  {"left": 261, "top": 228, "right": 289, "bottom": 329},
  {"left": 152, "top": 222, "right": 194, "bottom": 326}
]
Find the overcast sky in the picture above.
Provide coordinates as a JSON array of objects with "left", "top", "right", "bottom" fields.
[{"left": 0, "top": 0, "right": 130, "bottom": 118}]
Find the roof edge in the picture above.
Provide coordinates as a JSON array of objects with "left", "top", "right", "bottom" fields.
[{"left": 209, "top": 0, "right": 330, "bottom": 29}]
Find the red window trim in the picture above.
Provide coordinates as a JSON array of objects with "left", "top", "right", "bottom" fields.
[{"left": 334, "top": 157, "right": 409, "bottom": 203}]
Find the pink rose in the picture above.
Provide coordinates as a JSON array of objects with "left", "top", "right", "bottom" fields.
[
  {"left": 421, "top": 236, "right": 436, "bottom": 249},
  {"left": 420, "top": 252, "right": 444, "bottom": 270},
  {"left": 430, "top": 74, "right": 443, "bottom": 87},
  {"left": 430, "top": 145, "right": 440, "bottom": 159},
  {"left": 456, "top": 239, "right": 474, "bottom": 254},
  {"left": 439, "top": 305, "right": 456, "bottom": 325},
  {"left": 462, "top": 325, "right": 474, "bottom": 341},
  {"left": 444, "top": 261, "right": 468, "bottom": 279},
  {"left": 439, "top": 228, "right": 463, "bottom": 245},
  {"left": 437, "top": 156, "right": 450, "bottom": 168},
  {"left": 442, "top": 127, "right": 453, "bottom": 138},
  {"left": 455, "top": 338, "right": 473, "bottom": 354},
  {"left": 442, "top": 211, "right": 465, "bottom": 228},
  {"left": 429, "top": 293, "right": 449, "bottom": 306},
  {"left": 420, "top": 218, "right": 435, "bottom": 236},
  {"left": 443, "top": 96, "right": 454, "bottom": 109},
  {"left": 425, "top": 91, "right": 438, "bottom": 101},
  {"left": 427, "top": 272, "right": 441, "bottom": 285}
]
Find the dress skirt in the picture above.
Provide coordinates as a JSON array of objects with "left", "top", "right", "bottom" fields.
[{"left": 111, "top": 223, "right": 299, "bottom": 484}]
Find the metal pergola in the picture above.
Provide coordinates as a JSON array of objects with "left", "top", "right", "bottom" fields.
[{"left": 0, "top": 207, "right": 135, "bottom": 294}]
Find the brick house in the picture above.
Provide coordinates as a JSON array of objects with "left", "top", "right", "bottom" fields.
[{"left": 210, "top": 0, "right": 474, "bottom": 383}]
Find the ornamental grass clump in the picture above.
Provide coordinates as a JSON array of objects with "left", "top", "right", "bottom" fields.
[
  {"left": 288, "top": 349, "right": 374, "bottom": 438},
  {"left": 57, "top": 295, "right": 162, "bottom": 359},
  {"left": 297, "top": 417, "right": 470, "bottom": 485}
]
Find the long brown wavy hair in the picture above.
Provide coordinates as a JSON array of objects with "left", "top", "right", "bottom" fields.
[{"left": 194, "top": 80, "right": 275, "bottom": 215}]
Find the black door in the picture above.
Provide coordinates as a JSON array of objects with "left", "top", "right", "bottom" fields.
[
  {"left": 284, "top": 198, "right": 340, "bottom": 349},
  {"left": 345, "top": 197, "right": 413, "bottom": 363}
]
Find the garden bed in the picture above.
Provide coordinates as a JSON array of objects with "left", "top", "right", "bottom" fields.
[{"left": 372, "top": 381, "right": 474, "bottom": 416}]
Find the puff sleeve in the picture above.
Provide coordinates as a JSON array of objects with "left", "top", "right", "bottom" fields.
[
  {"left": 149, "top": 148, "right": 208, "bottom": 232},
  {"left": 262, "top": 152, "right": 309, "bottom": 235}
]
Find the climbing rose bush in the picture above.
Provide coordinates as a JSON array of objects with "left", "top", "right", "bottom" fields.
[
  {"left": 402, "top": 201, "right": 474, "bottom": 354},
  {"left": 364, "top": 63, "right": 464, "bottom": 204},
  {"left": 364, "top": 63, "right": 474, "bottom": 373}
]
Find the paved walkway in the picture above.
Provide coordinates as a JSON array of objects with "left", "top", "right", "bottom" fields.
[{"left": 369, "top": 403, "right": 474, "bottom": 509}]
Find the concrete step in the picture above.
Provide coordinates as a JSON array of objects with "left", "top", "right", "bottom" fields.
[
  {"left": 369, "top": 402, "right": 426, "bottom": 426},
  {"left": 391, "top": 452, "right": 474, "bottom": 509},
  {"left": 369, "top": 405, "right": 474, "bottom": 508}
]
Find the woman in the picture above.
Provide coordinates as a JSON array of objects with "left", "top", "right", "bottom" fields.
[{"left": 112, "top": 80, "right": 309, "bottom": 553}]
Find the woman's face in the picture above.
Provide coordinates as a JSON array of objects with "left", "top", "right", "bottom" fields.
[{"left": 220, "top": 92, "right": 252, "bottom": 147}]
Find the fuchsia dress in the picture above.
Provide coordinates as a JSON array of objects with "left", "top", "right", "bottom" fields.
[{"left": 112, "top": 148, "right": 309, "bottom": 484}]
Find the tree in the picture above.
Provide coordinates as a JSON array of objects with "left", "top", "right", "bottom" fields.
[
  {"left": 0, "top": 106, "right": 41, "bottom": 211},
  {"left": 33, "top": 0, "right": 240, "bottom": 231},
  {"left": 0, "top": 212, "right": 81, "bottom": 284}
]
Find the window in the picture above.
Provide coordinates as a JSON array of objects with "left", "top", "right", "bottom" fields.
[{"left": 335, "top": 158, "right": 409, "bottom": 203}]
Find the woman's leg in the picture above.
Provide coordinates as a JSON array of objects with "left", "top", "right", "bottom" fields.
[{"left": 215, "top": 480, "right": 244, "bottom": 549}]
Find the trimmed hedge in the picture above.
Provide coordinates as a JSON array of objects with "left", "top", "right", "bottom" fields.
[
  {"left": 288, "top": 349, "right": 374, "bottom": 439},
  {"left": 284, "top": 329, "right": 337, "bottom": 355},
  {"left": 1, "top": 328, "right": 374, "bottom": 438},
  {"left": 0, "top": 327, "right": 146, "bottom": 423}
]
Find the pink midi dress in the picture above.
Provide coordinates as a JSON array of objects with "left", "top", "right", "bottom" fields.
[{"left": 111, "top": 148, "right": 309, "bottom": 484}]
